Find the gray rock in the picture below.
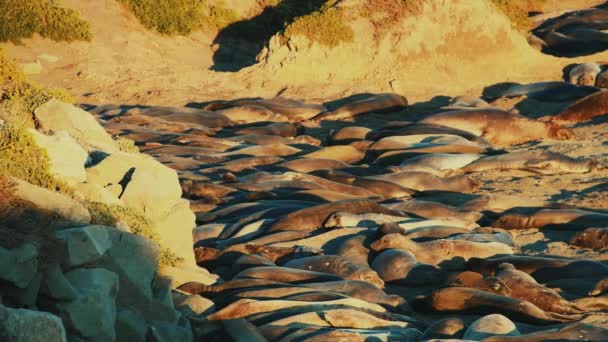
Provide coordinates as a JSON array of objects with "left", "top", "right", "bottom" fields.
[
  {"left": 56, "top": 226, "right": 112, "bottom": 267},
  {"left": 28, "top": 129, "right": 89, "bottom": 184},
  {"left": 116, "top": 307, "right": 147, "bottom": 341},
  {"left": 173, "top": 292, "right": 215, "bottom": 318},
  {"left": 0, "top": 304, "right": 67, "bottom": 342},
  {"left": 34, "top": 99, "right": 119, "bottom": 153},
  {"left": 147, "top": 319, "right": 193, "bottom": 342},
  {"left": 0, "top": 243, "right": 37, "bottom": 288},
  {"left": 55, "top": 268, "right": 118, "bottom": 341},
  {"left": 41, "top": 263, "right": 79, "bottom": 301}
]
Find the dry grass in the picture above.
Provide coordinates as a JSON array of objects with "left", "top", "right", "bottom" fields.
[
  {"left": 282, "top": 2, "right": 354, "bottom": 47},
  {"left": 490, "top": 0, "right": 546, "bottom": 33}
]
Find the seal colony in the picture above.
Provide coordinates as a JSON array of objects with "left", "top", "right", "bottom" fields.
[{"left": 91, "top": 61, "right": 608, "bottom": 340}]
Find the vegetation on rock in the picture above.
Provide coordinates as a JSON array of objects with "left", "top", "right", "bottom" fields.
[
  {"left": 282, "top": 2, "right": 353, "bottom": 47},
  {"left": 114, "top": 137, "right": 139, "bottom": 153},
  {"left": 118, "top": 0, "right": 238, "bottom": 35},
  {"left": 87, "top": 202, "right": 183, "bottom": 267},
  {"left": 490, "top": 0, "right": 545, "bottom": 33},
  {"left": 0, "top": 48, "right": 73, "bottom": 127},
  {"left": 0, "top": 0, "right": 91, "bottom": 43}
]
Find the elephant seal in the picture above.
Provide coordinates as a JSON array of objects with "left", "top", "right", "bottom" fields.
[
  {"left": 303, "top": 280, "right": 408, "bottom": 310},
  {"left": 371, "top": 234, "right": 515, "bottom": 267},
  {"left": 334, "top": 235, "right": 372, "bottom": 267},
  {"left": 384, "top": 200, "right": 483, "bottom": 222},
  {"left": 329, "top": 126, "right": 372, "bottom": 144},
  {"left": 496, "top": 263, "right": 584, "bottom": 315},
  {"left": 233, "top": 266, "right": 344, "bottom": 284},
  {"left": 235, "top": 122, "right": 300, "bottom": 137},
  {"left": 443, "top": 95, "right": 492, "bottom": 110},
  {"left": 369, "top": 134, "right": 487, "bottom": 152},
  {"left": 371, "top": 122, "right": 491, "bottom": 145},
  {"left": 448, "top": 271, "right": 511, "bottom": 296},
  {"left": 209, "top": 97, "right": 326, "bottom": 121},
  {"left": 569, "top": 62, "right": 602, "bottom": 86},
  {"left": 303, "top": 145, "right": 364, "bottom": 164},
  {"left": 215, "top": 143, "right": 301, "bottom": 158},
  {"left": 412, "top": 287, "right": 573, "bottom": 324},
  {"left": 268, "top": 198, "right": 405, "bottom": 232},
  {"left": 570, "top": 227, "right": 608, "bottom": 249},
  {"left": 455, "top": 150, "right": 603, "bottom": 175},
  {"left": 482, "top": 322, "right": 608, "bottom": 342},
  {"left": 370, "top": 171, "right": 480, "bottom": 192},
  {"left": 311, "top": 170, "right": 416, "bottom": 198},
  {"left": 312, "top": 93, "right": 408, "bottom": 121},
  {"left": 371, "top": 249, "right": 445, "bottom": 286},
  {"left": 220, "top": 156, "right": 284, "bottom": 172},
  {"left": 287, "top": 190, "right": 368, "bottom": 203},
  {"left": 464, "top": 314, "right": 520, "bottom": 340},
  {"left": 391, "top": 153, "right": 484, "bottom": 175},
  {"left": 467, "top": 256, "right": 608, "bottom": 282},
  {"left": 284, "top": 255, "right": 384, "bottom": 288},
  {"left": 420, "top": 109, "right": 575, "bottom": 146},
  {"left": 420, "top": 318, "right": 465, "bottom": 340},
  {"left": 216, "top": 105, "right": 287, "bottom": 123},
  {"left": 543, "top": 90, "right": 608, "bottom": 124},
  {"left": 495, "top": 81, "right": 599, "bottom": 101},
  {"left": 278, "top": 158, "right": 351, "bottom": 173},
  {"left": 493, "top": 209, "right": 608, "bottom": 230},
  {"left": 260, "top": 308, "right": 411, "bottom": 330},
  {"left": 139, "top": 106, "right": 234, "bottom": 129},
  {"left": 595, "top": 69, "right": 608, "bottom": 88}
]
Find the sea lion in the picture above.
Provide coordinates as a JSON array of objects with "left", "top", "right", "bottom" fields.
[
  {"left": 329, "top": 126, "right": 372, "bottom": 144},
  {"left": 455, "top": 150, "right": 603, "bottom": 175},
  {"left": 234, "top": 122, "right": 300, "bottom": 137},
  {"left": 568, "top": 62, "right": 602, "bottom": 86},
  {"left": 543, "top": 90, "right": 608, "bottom": 124},
  {"left": 463, "top": 314, "right": 520, "bottom": 340},
  {"left": 419, "top": 318, "right": 465, "bottom": 340},
  {"left": 467, "top": 256, "right": 608, "bottom": 282},
  {"left": 207, "top": 296, "right": 388, "bottom": 320},
  {"left": 312, "top": 93, "right": 408, "bottom": 121},
  {"left": 482, "top": 322, "right": 608, "bottom": 342},
  {"left": 496, "top": 263, "right": 584, "bottom": 315},
  {"left": 384, "top": 200, "right": 482, "bottom": 223},
  {"left": 302, "top": 145, "right": 364, "bottom": 164},
  {"left": 448, "top": 271, "right": 511, "bottom": 296},
  {"left": 412, "top": 287, "right": 572, "bottom": 324},
  {"left": 370, "top": 171, "right": 480, "bottom": 192},
  {"left": 420, "top": 109, "right": 575, "bottom": 146},
  {"left": 278, "top": 158, "right": 351, "bottom": 173},
  {"left": 371, "top": 249, "right": 445, "bottom": 286},
  {"left": 215, "top": 105, "right": 288, "bottom": 123},
  {"left": 390, "top": 153, "right": 484, "bottom": 175},
  {"left": 284, "top": 255, "right": 384, "bottom": 288},
  {"left": 493, "top": 209, "right": 608, "bottom": 230},
  {"left": 371, "top": 234, "right": 515, "bottom": 267},
  {"left": 570, "top": 227, "right": 608, "bottom": 249},
  {"left": 267, "top": 198, "right": 405, "bottom": 232}
]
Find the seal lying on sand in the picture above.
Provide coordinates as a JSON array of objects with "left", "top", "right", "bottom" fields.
[
  {"left": 371, "top": 249, "right": 445, "bottom": 286},
  {"left": 311, "top": 93, "right": 408, "bottom": 121},
  {"left": 493, "top": 209, "right": 608, "bottom": 231},
  {"left": 420, "top": 109, "right": 575, "bottom": 146},
  {"left": 284, "top": 255, "right": 384, "bottom": 288},
  {"left": 542, "top": 90, "right": 608, "bottom": 124},
  {"left": 568, "top": 62, "right": 603, "bottom": 86}
]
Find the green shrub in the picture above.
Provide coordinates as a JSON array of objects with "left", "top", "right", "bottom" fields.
[
  {"left": 114, "top": 137, "right": 140, "bottom": 153},
  {"left": 87, "top": 202, "right": 183, "bottom": 267},
  {"left": 490, "top": 0, "right": 545, "bottom": 33},
  {"left": 0, "top": 0, "right": 91, "bottom": 43},
  {"left": 118, "top": 0, "right": 238, "bottom": 35},
  {"left": 0, "top": 48, "right": 73, "bottom": 127},
  {"left": 0, "top": 124, "right": 72, "bottom": 194},
  {"left": 283, "top": 3, "right": 354, "bottom": 47}
]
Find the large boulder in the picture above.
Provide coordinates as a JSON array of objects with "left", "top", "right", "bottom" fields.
[
  {"left": 0, "top": 305, "right": 67, "bottom": 342},
  {"left": 55, "top": 225, "right": 113, "bottom": 267},
  {"left": 54, "top": 268, "right": 119, "bottom": 341},
  {"left": 28, "top": 129, "right": 89, "bottom": 184},
  {"left": 0, "top": 243, "right": 37, "bottom": 288},
  {"left": 34, "top": 99, "right": 119, "bottom": 153},
  {"left": 41, "top": 263, "right": 79, "bottom": 301}
]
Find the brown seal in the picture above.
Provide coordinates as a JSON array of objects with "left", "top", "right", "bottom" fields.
[
  {"left": 482, "top": 322, "right": 608, "bottom": 342},
  {"left": 493, "top": 209, "right": 608, "bottom": 231},
  {"left": 268, "top": 198, "right": 405, "bottom": 232},
  {"left": 312, "top": 93, "right": 408, "bottom": 121},
  {"left": 235, "top": 122, "right": 300, "bottom": 137},
  {"left": 448, "top": 271, "right": 511, "bottom": 296},
  {"left": 420, "top": 109, "right": 575, "bottom": 146},
  {"left": 412, "top": 287, "right": 574, "bottom": 324},
  {"left": 370, "top": 233, "right": 514, "bottom": 267},
  {"left": 311, "top": 170, "right": 416, "bottom": 198},
  {"left": 278, "top": 158, "right": 351, "bottom": 173},
  {"left": 384, "top": 199, "right": 482, "bottom": 222},
  {"left": 419, "top": 317, "right": 465, "bottom": 340},
  {"left": 233, "top": 266, "right": 344, "bottom": 284},
  {"left": 303, "top": 145, "right": 365, "bottom": 164},
  {"left": 544, "top": 90, "right": 608, "bottom": 124},
  {"left": 284, "top": 255, "right": 384, "bottom": 288},
  {"left": 329, "top": 126, "right": 372, "bottom": 144},
  {"left": 370, "top": 171, "right": 481, "bottom": 192},
  {"left": 495, "top": 263, "right": 584, "bottom": 315},
  {"left": 216, "top": 105, "right": 288, "bottom": 123},
  {"left": 371, "top": 249, "right": 445, "bottom": 286},
  {"left": 570, "top": 227, "right": 608, "bottom": 249}
]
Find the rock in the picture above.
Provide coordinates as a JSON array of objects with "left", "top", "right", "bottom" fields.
[
  {"left": 10, "top": 177, "right": 91, "bottom": 227},
  {"left": 0, "top": 304, "right": 67, "bottom": 342},
  {"left": 463, "top": 314, "right": 520, "bottom": 341},
  {"left": 28, "top": 129, "right": 89, "bottom": 184},
  {"left": 151, "top": 199, "right": 196, "bottom": 265},
  {"left": 116, "top": 308, "right": 147, "bottom": 341},
  {"left": 72, "top": 182, "right": 123, "bottom": 205},
  {"left": 173, "top": 292, "right": 215, "bottom": 318},
  {"left": 34, "top": 99, "right": 119, "bottom": 153},
  {"left": 0, "top": 243, "right": 37, "bottom": 288},
  {"left": 55, "top": 268, "right": 118, "bottom": 341},
  {"left": 148, "top": 319, "right": 193, "bottom": 342},
  {"left": 56, "top": 225, "right": 112, "bottom": 267},
  {"left": 41, "top": 263, "right": 79, "bottom": 301},
  {"left": 21, "top": 61, "right": 42, "bottom": 75}
]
